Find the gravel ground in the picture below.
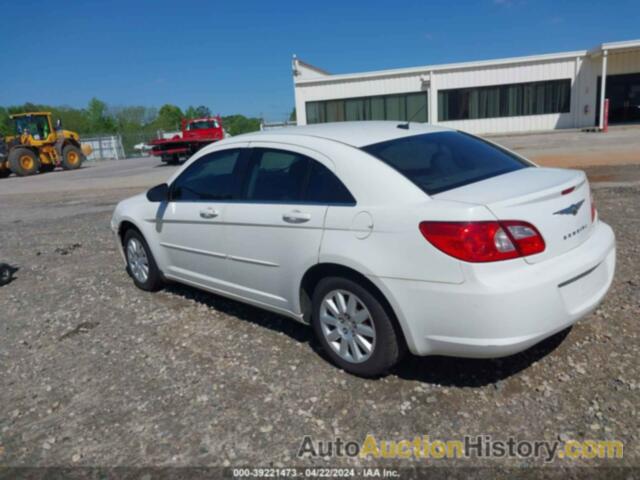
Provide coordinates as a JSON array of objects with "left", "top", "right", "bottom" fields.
[
  {"left": 1, "top": 165, "right": 639, "bottom": 476},
  {"left": 490, "top": 125, "right": 640, "bottom": 169}
]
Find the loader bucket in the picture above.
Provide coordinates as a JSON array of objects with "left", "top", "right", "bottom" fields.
[{"left": 81, "top": 144, "right": 93, "bottom": 157}]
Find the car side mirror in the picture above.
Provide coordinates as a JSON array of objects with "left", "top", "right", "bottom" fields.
[{"left": 147, "top": 183, "right": 169, "bottom": 202}]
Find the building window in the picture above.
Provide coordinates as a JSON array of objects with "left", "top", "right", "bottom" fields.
[
  {"left": 438, "top": 79, "right": 571, "bottom": 121},
  {"left": 325, "top": 100, "right": 345, "bottom": 122},
  {"left": 306, "top": 102, "right": 326, "bottom": 124},
  {"left": 306, "top": 92, "right": 428, "bottom": 124},
  {"left": 385, "top": 95, "right": 406, "bottom": 121}
]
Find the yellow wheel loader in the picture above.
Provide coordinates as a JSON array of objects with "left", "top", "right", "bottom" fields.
[{"left": 0, "top": 112, "right": 93, "bottom": 177}]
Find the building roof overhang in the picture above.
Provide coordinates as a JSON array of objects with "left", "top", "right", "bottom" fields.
[
  {"left": 589, "top": 39, "right": 640, "bottom": 57},
  {"left": 295, "top": 39, "right": 640, "bottom": 86}
]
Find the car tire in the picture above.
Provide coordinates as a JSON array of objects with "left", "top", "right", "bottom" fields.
[
  {"left": 311, "top": 276, "right": 404, "bottom": 377},
  {"left": 61, "top": 145, "right": 84, "bottom": 170},
  {"left": 123, "top": 229, "right": 163, "bottom": 292},
  {"left": 0, "top": 263, "right": 12, "bottom": 286},
  {"left": 8, "top": 148, "right": 40, "bottom": 176}
]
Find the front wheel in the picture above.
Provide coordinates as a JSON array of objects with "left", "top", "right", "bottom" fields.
[
  {"left": 311, "top": 277, "right": 404, "bottom": 377},
  {"left": 123, "top": 229, "right": 163, "bottom": 292},
  {"left": 61, "top": 145, "right": 84, "bottom": 170}
]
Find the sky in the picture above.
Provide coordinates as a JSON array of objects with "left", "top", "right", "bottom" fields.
[{"left": 1, "top": 0, "right": 639, "bottom": 121}]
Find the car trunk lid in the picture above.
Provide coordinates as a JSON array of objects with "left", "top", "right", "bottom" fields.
[{"left": 434, "top": 167, "right": 594, "bottom": 264}]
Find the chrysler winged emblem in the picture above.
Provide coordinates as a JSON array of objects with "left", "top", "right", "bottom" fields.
[{"left": 554, "top": 199, "right": 585, "bottom": 216}]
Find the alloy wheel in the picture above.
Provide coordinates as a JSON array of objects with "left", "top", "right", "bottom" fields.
[
  {"left": 127, "top": 237, "right": 149, "bottom": 284},
  {"left": 319, "top": 289, "right": 376, "bottom": 363}
]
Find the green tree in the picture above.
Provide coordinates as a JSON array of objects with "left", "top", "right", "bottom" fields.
[
  {"left": 54, "top": 106, "right": 91, "bottom": 133},
  {"left": 289, "top": 108, "right": 296, "bottom": 122},
  {"left": 0, "top": 107, "right": 11, "bottom": 137},
  {"left": 195, "top": 105, "right": 211, "bottom": 118},
  {"left": 155, "top": 104, "right": 184, "bottom": 130},
  {"left": 221, "top": 114, "right": 261, "bottom": 136},
  {"left": 184, "top": 106, "right": 198, "bottom": 119},
  {"left": 87, "top": 97, "right": 115, "bottom": 133},
  {"left": 1, "top": 103, "right": 94, "bottom": 137},
  {"left": 111, "top": 106, "right": 152, "bottom": 131},
  {"left": 1, "top": 98, "right": 272, "bottom": 155},
  {"left": 185, "top": 105, "right": 212, "bottom": 119}
]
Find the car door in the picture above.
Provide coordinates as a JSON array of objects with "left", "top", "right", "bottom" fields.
[
  {"left": 223, "top": 143, "right": 356, "bottom": 314},
  {"left": 157, "top": 145, "right": 248, "bottom": 290}
]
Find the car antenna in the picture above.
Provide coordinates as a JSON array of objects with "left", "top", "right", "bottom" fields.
[{"left": 397, "top": 100, "right": 428, "bottom": 130}]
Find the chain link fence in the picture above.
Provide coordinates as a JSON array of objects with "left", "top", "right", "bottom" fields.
[
  {"left": 119, "top": 131, "right": 155, "bottom": 158},
  {"left": 82, "top": 131, "right": 158, "bottom": 160},
  {"left": 82, "top": 135, "right": 126, "bottom": 161}
]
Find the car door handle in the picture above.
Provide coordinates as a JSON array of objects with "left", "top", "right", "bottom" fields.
[
  {"left": 199, "top": 208, "right": 220, "bottom": 219},
  {"left": 282, "top": 210, "right": 311, "bottom": 224}
]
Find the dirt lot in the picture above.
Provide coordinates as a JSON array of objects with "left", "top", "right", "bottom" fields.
[
  {"left": 1, "top": 138, "right": 639, "bottom": 476},
  {"left": 491, "top": 125, "right": 640, "bottom": 170}
]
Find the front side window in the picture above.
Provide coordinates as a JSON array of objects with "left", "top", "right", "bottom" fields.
[
  {"left": 362, "top": 131, "right": 530, "bottom": 195},
  {"left": 171, "top": 149, "right": 242, "bottom": 201}
]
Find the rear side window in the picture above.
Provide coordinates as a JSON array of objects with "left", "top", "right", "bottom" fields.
[
  {"left": 171, "top": 149, "right": 242, "bottom": 201},
  {"left": 305, "top": 161, "right": 355, "bottom": 205},
  {"left": 244, "top": 148, "right": 356, "bottom": 205},
  {"left": 362, "top": 131, "right": 530, "bottom": 195},
  {"left": 245, "top": 149, "right": 309, "bottom": 202}
]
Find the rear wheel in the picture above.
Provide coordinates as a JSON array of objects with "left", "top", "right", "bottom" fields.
[
  {"left": 123, "top": 229, "right": 163, "bottom": 292},
  {"left": 61, "top": 145, "right": 84, "bottom": 170},
  {"left": 8, "top": 148, "right": 40, "bottom": 176},
  {"left": 311, "top": 277, "right": 404, "bottom": 377},
  {"left": 162, "top": 154, "right": 180, "bottom": 165}
]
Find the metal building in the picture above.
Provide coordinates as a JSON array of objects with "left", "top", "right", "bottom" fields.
[{"left": 293, "top": 40, "right": 640, "bottom": 134}]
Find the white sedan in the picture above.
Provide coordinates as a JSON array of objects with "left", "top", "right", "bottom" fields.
[{"left": 111, "top": 122, "right": 616, "bottom": 376}]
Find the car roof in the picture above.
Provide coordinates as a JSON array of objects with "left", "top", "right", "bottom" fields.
[{"left": 234, "top": 121, "right": 452, "bottom": 148}]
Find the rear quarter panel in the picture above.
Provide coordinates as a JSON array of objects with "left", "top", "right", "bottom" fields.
[{"left": 320, "top": 200, "right": 498, "bottom": 285}]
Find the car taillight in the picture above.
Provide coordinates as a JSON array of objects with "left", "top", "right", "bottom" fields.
[{"left": 419, "top": 221, "right": 545, "bottom": 263}]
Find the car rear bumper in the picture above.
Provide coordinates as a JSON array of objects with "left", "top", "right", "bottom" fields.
[{"left": 379, "top": 220, "right": 616, "bottom": 357}]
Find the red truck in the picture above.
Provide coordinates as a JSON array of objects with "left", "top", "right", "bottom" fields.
[{"left": 149, "top": 116, "right": 225, "bottom": 164}]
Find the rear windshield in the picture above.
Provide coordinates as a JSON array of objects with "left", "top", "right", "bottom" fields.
[
  {"left": 188, "top": 120, "right": 218, "bottom": 130},
  {"left": 362, "top": 131, "right": 530, "bottom": 195}
]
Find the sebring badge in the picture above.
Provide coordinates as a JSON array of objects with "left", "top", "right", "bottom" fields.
[{"left": 554, "top": 199, "right": 585, "bottom": 216}]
